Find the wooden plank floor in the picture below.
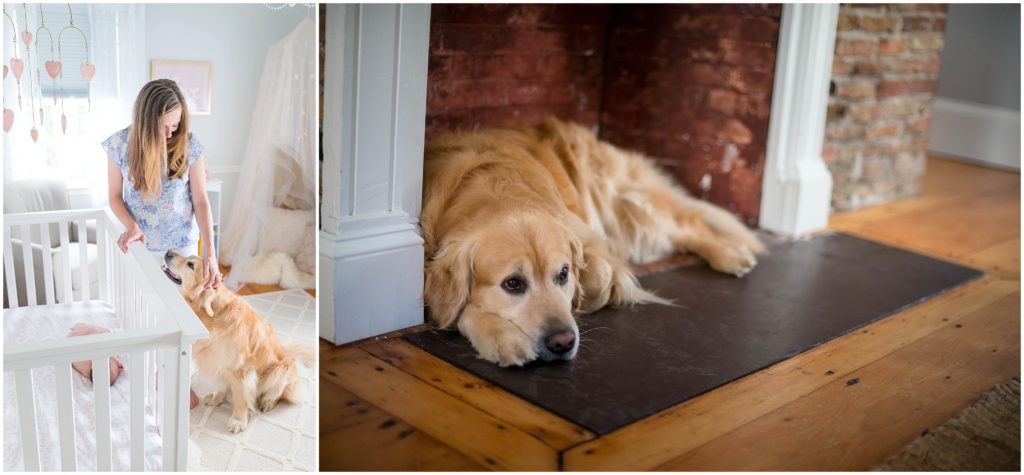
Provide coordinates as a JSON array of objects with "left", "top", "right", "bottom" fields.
[{"left": 320, "top": 155, "right": 1020, "bottom": 470}]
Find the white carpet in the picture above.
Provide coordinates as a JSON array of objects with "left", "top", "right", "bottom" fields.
[{"left": 187, "top": 289, "right": 317, "bottom": 472}]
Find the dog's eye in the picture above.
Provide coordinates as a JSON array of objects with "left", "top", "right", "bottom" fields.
[
  {"left": 187, "top": 262, "right": 194, "bottom": 269},
  {"left": 557, "top": 265, "right": 569, "bottom": 285},
  {"left": 501, "top": 276, "right": 526, "bottom": 294}
]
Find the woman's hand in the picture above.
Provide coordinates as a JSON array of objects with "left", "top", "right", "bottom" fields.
[
  {"left": 117, "top": 224, "right": 145, "bottom": 253},
  {"left": 203, "top": 254, "right": 222, "bottom": 289}
]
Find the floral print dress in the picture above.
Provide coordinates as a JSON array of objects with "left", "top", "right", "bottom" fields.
[{"left": 102, "top": 128, "right": 203, "bottom": 252}]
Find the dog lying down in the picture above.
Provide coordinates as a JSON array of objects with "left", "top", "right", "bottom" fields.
[
  {"left": 162, "top": 252, "right": 314, "bottom": 433},
  {"left": 421, "top": 118, "right": 764, "bottom": 367}
]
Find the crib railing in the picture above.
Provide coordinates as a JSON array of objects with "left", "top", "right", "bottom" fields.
[{"left": 2, "top": 209, "right": 208, "bottom": 471}]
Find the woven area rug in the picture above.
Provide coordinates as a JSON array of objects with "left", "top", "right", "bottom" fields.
[
  {"left": 876, "top": 378, "right": 1021, "bottom": 471},
  {"left": 187, "top": 289, "right": 317, "bottom": 471}
]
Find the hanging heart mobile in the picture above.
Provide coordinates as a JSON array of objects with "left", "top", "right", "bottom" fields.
[
  {"left": 4, "top": 6, "right": 22, "bottom": 136},
  {"left": 57, "top": 2, "right": 92, "bottom": 134},
  {"left": 35, "top": 4, "right": 58, "bottom": 124},
  {"left": 21, "top": 4, "right": 38, "bottom": 142}
]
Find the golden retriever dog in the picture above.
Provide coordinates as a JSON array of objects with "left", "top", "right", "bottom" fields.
[
  {"left": 162, "top": 252, "right": 314, "bottom": 433},
  {"left": 421, "top": 118, "right": 764, "bottom": 367}
]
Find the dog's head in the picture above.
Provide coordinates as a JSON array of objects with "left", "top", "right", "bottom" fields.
[
  {"left": 163, "top": 251, "right": 216, "bottom": 316},
  {"left": 426, "top": 213, "right": 585, "bottom": 366}
]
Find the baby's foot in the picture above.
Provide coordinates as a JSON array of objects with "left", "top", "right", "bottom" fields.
[{"left": 190, "top": 389, "right": 198, "bottom": 410}]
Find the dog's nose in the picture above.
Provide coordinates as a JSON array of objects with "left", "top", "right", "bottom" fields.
[{"left": 543, "top": 328, "right": 576, "bottom": 355}]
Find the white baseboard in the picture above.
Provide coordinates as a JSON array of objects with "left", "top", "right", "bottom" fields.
[
  {"left": 928, "top": 97, "right": 1021, "bottom": 171},
  {"left": 319, "top": 227, "right": 425, "bottom": 345}
]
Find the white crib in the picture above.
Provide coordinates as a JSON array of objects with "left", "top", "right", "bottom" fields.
[{"left": 2, "top": 209, "right": 207, "bottom": 471}]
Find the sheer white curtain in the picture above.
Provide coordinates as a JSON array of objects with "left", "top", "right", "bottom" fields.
[
  {"left": 2, "top": 4, "right": 145, "bottom": 205},
  {"left": 219, "top": 16, "right": 316, "bottom": 288}
]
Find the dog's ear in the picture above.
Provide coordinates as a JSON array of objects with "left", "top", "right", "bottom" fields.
[
  {"left": 570, "top": 234, "right": 587, "bottom": 312},
  {"left": 424, "top": 240, "right": 474, "bottom": 329},
  {"left": 196, "top": 288, "right": 216, "bottom": 316}
]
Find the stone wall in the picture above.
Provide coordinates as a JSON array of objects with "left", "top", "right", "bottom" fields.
[{"left": 825, "top": 4, "right": 948, "bottom": 211}]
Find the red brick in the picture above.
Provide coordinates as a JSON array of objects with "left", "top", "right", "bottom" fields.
[
  {"left": 827, "top": 103, "right": 848, "bottom": 121},
  {"left": 822, "top": 145, "right": 840, "bottom": 164},
  {"left": 852, "top": 60, "right": 885, "bottom": 76},
  {"left": 932, "top": 17, "right": 947, "bottom": 32},
  {"left": 848, "top": 103, "right": 883, "bottom": 122},
  {"left": 722, "top": 119, "right": 753, "bottom": 145},
  {"left": 725, "top": 69, "right": 773, "bottom": 96},
  {"left": 837, "top": 12, "right": 860, "bottom": 31},
  {"left": 836, "top": 80, "right": 877, "bottom": 100},
  {"left": 707, "top": 89, "right": 738, "bottom": 115},
  {"left": 878, "top": 37, "right": 908, "bottom": 55},
  {"left": 833, "top": 58, "right": 853, "bottom": 76},
  {"left": 881, "top": 55, "right": 942, "bottom": 74},
  {"left": 878, "top": 79, "right": 909, "bottom": 97},
  {"left": 907, "top": 115, "right": 932, "bottom": 134},
  {"left": 865, "top": 122, "right": 903, "bottom": 140},
  {"left": 826, "top": 123, "right": 864, "bottom": 142},
  {"left": 860, "top": 14, "right": 899, "bottom": 33},
  {"left": 893, "top": 4, "right": 948, "bottom": 13},
  {"left": 907, "top": 79, "right": 938, "bottom": 94},
  {"left": 835, "top": 38, "right": 876, "bottom": 56},
  {"left": 901, "top": 15, "right": 934, "bottom": 32},
  {"left": 910, "top": 33, "right": 944, "bottom": 52},
  {"left": 720, "top": 39, "right": 777, "bottom": 72}
]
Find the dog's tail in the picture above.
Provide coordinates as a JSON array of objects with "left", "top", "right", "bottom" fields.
[{"left": 285, "top": 342, "right": 315, "bottom": 367}]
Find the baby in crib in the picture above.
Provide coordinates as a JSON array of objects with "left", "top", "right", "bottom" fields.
[{"left": 68, "top": 323, "right": 124, "bottom": 385}]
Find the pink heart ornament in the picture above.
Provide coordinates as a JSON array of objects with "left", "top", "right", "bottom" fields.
[
  {"left": 21, "top": 31, "right": 32, "bottom": 47},
  {"left": 80, "top": 63, "right": 95, "bottom": 83},
  {"left": 44, "top": 61, "right": 61, "bottom": 79},
  {"left": 3, "top": 109, "right": 13, "bottom": 133},
  {"left": 61, "top": 113, "right": 67, "bottom": 134},
  {"left": 30, "top": 127, "right": 38, "bottom": 143},
  {"left": 10, "top": 59, "right": 24, "bottom": 80}
]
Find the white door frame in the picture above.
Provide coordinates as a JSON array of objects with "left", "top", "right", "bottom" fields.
[
  {"left": 320, "top": 4, "right": 431, "bottom": 344},
  {"left": 320, "top": 4, "right": 839, "bottom": 344},
  {"left": 759, "top": 3, "right": 839, "bottom": 236}
]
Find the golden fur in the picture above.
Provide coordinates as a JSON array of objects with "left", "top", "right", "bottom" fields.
[
  {"left": 163, "top": 253, "right": 314, "bottom": 433},
  {"left": 421, "top": 118, "right": 764, "bottom": 367}
]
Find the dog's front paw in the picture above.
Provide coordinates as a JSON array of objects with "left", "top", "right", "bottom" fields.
[
  {"left": 710, "top": 244, "right": 758, "bottom": 277},
  {"left": 227, "top": 416, "right": 248, "bottom": 433},
  {"left": 204, "top": 392, "right": 225, "bottom": 406},
  {"left": 257, "top": 396, "right": 279, "bottom": 413},
  {"left": 477, "top": 338, "right": 538, "bottom": 367}
]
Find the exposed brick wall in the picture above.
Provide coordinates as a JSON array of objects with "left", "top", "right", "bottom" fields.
[
  {"left": 425, "top": 5, "right": 610, "bottom": 139},
  {"left": 599, "top": 5, "right": 781, "bottom": 225},
  {"left": 825, "top": 4, "right": 948, "bottom": 211}
]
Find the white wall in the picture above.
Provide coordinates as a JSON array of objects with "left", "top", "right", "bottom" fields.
[
  {"left": 144, "top": 4, "right": 309, "bottom": 216},
  {"left": 929, "top": 4, "right": 1021, "bottom": 170}
]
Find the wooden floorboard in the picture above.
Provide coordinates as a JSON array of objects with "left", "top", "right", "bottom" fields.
[
  {"left": 321, "top": 156, "right": 1020, "bottom": 470},
  {"left": 657, "top": 291, "right": 1020, "bottom": 470},
  {"left": 320, "top": 379, "right": 485, "bottom": 471},
  {"left": 321, "top": 345, "right": 560, "bottom": 470}
]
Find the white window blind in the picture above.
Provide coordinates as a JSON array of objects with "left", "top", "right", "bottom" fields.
[{"left": 36, "top": 4, "right": 91, "bottom": 97}]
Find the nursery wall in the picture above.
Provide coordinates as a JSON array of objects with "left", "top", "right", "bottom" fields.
[{"left": 145, "top": 4, "right": 308, "bottom": 223}]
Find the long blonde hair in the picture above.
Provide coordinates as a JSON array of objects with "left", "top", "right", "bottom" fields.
[{"left": 127, "top": 79, "right": 191, "bottom": 201}]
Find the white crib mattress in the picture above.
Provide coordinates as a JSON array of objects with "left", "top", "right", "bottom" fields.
[{"left": 4, "top": 301, "right": 164, "bottom": 471}]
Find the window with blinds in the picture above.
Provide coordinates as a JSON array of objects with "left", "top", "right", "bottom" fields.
[{"left": 35, "top": 4, "right": 91, "bottom": 97}]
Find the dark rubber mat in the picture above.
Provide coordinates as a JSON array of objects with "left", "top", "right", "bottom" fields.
[{"left": 404, "top": 232, "right": 983, "bottom": 435}]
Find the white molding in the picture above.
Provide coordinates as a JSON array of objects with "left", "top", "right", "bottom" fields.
[
  {"left": 759, "top": 4, "right": 838, "bottom": 237},
  {"left": 928, "top": 97, "right": 1021, "bottom": 171},
  {"left": 320, "top": 4, "right": 431, "bottom": 345}
]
